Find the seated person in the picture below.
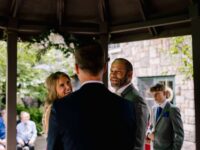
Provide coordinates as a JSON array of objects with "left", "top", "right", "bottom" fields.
[
  {"left": 0, "top": 109, "right": 6, "bottom": 150},
  {"left": 16, "top": 111, "right": 37, "bottom": 150}
]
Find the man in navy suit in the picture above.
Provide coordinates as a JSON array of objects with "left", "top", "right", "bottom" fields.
[{"left": 47, "top": 41, "right": 137, "bottom": 150}]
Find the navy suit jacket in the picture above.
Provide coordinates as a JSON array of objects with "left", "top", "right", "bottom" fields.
[{"left": 47, "top": 83, "right": 137, "bottom": 150}]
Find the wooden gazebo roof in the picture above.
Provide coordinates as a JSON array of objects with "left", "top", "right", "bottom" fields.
[
  {"left": 0, "top": 0, "right": 200, "bottom": 150},
  {"left": 0, "top": 0, "right": 194, "bottom": 42}
]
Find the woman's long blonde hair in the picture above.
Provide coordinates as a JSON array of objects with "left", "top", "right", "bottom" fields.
[
  {"left": 45, "top": 71, "right": 71, "bottom": 105},
  {"left": 43, "top": 71, "right": 71, "bottom": 134}
]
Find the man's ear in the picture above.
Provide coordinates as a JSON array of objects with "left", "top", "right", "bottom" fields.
[
  {"left": 128, "top": 71, "right": 133, "bottom": 80},
  {"left": 75, "top": 64, "right": 79, "bottom": 74}
]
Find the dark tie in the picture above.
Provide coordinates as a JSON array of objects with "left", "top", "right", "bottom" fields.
[{"left": 156, "top": 107, "right": 162, "bottom": 121}]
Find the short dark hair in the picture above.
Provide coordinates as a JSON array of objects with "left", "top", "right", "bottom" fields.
[
  {"left": 113, "top": 58, "right": 133, "bottom": 72},
  {"left": 150, "top": 83, "right": 166, "bottom": 92},
  {"left": 74, "top": 41, "right": 105, "bottom": 75}
]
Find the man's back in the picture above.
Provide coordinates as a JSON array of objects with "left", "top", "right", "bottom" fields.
[{"left": 48, "top": 83, "right": 136, "bottom": 150}]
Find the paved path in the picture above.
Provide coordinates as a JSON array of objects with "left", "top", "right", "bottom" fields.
[{"left": 35, "top": 136, "right": 46, "bottom": 150}]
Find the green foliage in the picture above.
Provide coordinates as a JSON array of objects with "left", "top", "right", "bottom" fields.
[
  {"left": 30, "top": 30, "right": 96, "bottom": 61},
  {"left": 30, "top": 30, "right": 76, "bottom": 60},
  {"left": 17, "top": 104, "right": 43, "bottom": 134},
  {"left": 0, "top": 39, "right": 74, "bottom": 130},
  {"left": 17, "top": 42, "right": 48, "bottom": 101},
  {"left": 170, "top": 36, "right": 193, "bottom": 79},
  {"left": 0, "top": 41, "right": 6, "bottom": 95},
  {"left": 0, "top": 40, "right": 74, "bottom": 103}
]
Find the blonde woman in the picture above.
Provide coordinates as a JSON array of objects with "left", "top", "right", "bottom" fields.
[{"left": 42, "top": 71, "right": 73, "bottom": 135}]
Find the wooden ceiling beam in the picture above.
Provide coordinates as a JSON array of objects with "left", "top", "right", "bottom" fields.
[
  {"left": 98, "top": 0, "right": 106, "bottom": 22},
  {"left": 0, "top": 21, "right": 7, "bottom": 30},
  {"left": 57, "top": 0, "right": 64, "bottom": 26},
  {"left": 192, "top": 0, "right": 199, "bottom": 4},
  {"left": 110, "top": 27, "right": 191, "bottom": 43},
  {"left": 17, "top": 25, "right": 100, "bottom": 35},
  {"left": 110, "top": 15, "right": 190, "bottom": 34},
  {"left": 10, "top": 0, "right": 23, "bottom": 18},
  {"left": 1, "top": 15, "right": 190, "bottom": 36},
  {"left": 59, "top": 26, "right": 100, "bottom": 35},
  {"left": 137, "top": 0, "right": 158, "bottom": 36},
  {"left": 98, "top": 0, "right": 110, "bottom": 34},
  {"left": 98, "top": 0, "right": 110, "bottom": 22}
]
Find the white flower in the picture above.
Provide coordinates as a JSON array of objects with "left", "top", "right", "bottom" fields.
[
  {"left": 41, "top": 40, "right": 45, "bottom": 44},
  {"left": 48, "top": 32, "right": 65, "bottom": 44},
  {"left": 69, "top": 42, "right": 75, "bottom": 48}
]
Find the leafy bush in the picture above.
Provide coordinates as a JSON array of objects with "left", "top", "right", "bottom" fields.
[{"left": 170, "top": 36, "right": 193, "bottom": 79}]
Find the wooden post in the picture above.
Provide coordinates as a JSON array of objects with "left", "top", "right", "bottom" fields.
[
  {"left": 190, "top": 3, "right": 200, "bottom": 150},
  {"left": 98, "top": 0, "right": 110, "bottom": 87},
  {"left": 6, "top": 25, "right": 17, "bottom": 150},
  {"left": 100, "top": 33, "right": 109, "bottom": 87}
]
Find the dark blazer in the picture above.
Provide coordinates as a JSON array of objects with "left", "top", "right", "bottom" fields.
[
  {"left": 147, "top": 101, "right": 184, "bottom": 150},
  {"left": 121, "top": 84, "right": 149, "bottom": 150},
  {"left": 47, "top": 83, "right": 137, "bottom": 150}
]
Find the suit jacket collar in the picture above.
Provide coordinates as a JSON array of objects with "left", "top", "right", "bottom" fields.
[
  {"left": 155, "top": 101, "right": 171, "bottom": 126},
  {"left": 81, "top": 80, "right": 103, "bottom": 87},
  {"left": 116, "top": 83, "right": 132, "bottom": 95},
  {"left": 80, "top": 82, "right": 105, "bottom": 90},
  {"left": 121, "top": 83, "right": 134, "bottom": 97},
  {"left": 156, "top": 100, "right": 167, "bottom": 109}
]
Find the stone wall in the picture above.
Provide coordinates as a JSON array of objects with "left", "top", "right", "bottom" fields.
[{"left": 108, "top": 36, "right": 195, "bottom": 145}]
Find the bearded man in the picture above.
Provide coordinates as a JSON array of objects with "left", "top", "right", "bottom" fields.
[{"left": 110, "top": 58, "right": 149, "bottom": 150}]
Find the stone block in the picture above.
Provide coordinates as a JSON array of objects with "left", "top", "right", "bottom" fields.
[
  {"left": 185, "top": 109, "right": 195, "bottom": 117},
  {"left": 189, "top": 101, "right": 194, "bottom": 109},
  {"left": 189, "top": 117, "right": 195, "bottom": 124},
  {"left": 149, "top": 47, "right": 157, "bottom": 58},
  {"left": 150, "top": 58, "right": 160, "bottom": 65}
]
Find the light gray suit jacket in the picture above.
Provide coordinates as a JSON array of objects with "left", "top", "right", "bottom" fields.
[
  {"left": 147, "top": 101, "right": 184, "bottom": 150},
  {"left": 121, "top": 84, "right": 149, "bottom": 150}
]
